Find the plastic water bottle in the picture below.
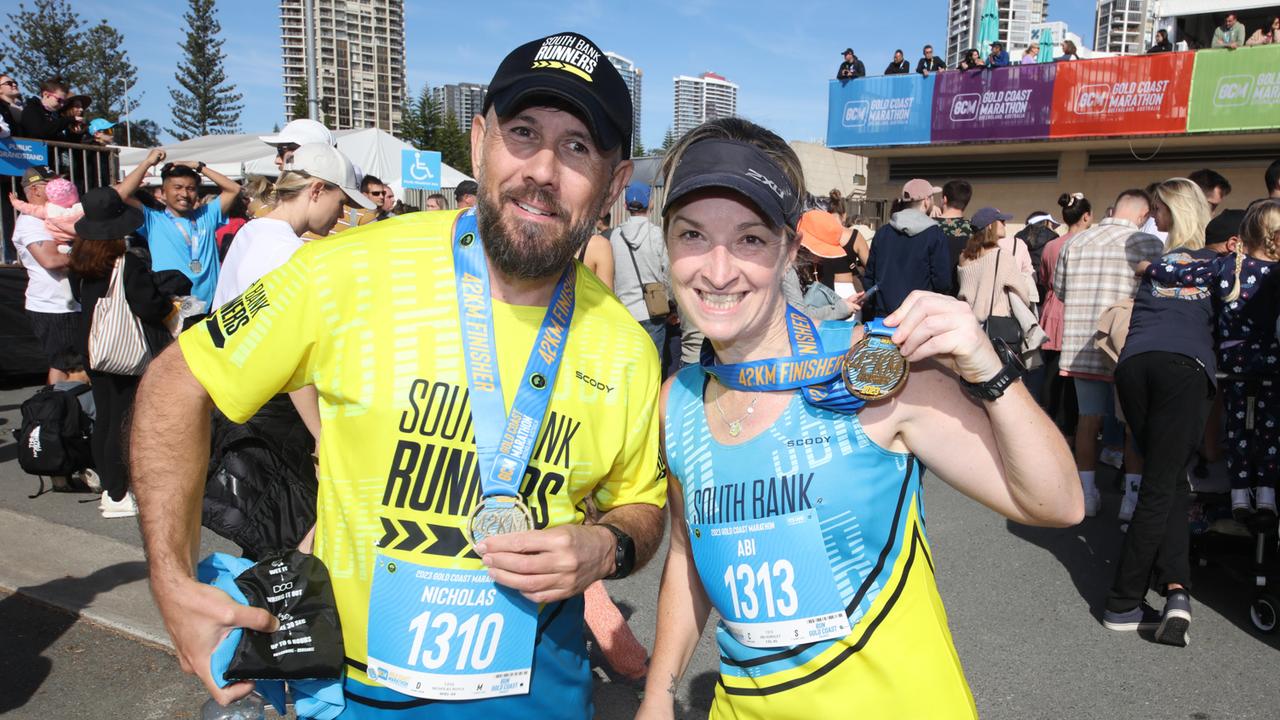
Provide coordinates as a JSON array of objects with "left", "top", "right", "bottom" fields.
[{"left": 200, "top": 693, "right": 265, "bottom": 720}]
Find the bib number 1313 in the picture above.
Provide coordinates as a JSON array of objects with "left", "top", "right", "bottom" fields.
[{"left": 722, "top": 560, "right": 799, "bottom": 621}]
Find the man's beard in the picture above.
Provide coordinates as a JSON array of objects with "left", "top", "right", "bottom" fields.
[{"left": 476, "top": 175, "right": 603, "bottom": 281}]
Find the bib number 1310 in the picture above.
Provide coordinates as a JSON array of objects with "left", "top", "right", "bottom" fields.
[
  {"left": 407, "top": 610, "right": 504, "bottom": 671},
  {"left": 722, "top": 560, "right": 799, "bottom": 620}
]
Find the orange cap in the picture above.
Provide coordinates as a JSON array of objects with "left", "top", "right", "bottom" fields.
[{"left": 797, "top": 210, "right": 846, "bottom": 258}]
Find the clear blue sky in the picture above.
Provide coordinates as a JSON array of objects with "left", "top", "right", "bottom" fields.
[{"left": 71, "top": 0, "right": 1096, "bottom": 149}]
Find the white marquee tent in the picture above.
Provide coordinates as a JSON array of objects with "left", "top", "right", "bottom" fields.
[{"left": 118, "top": 128, "right": 472, "bottom": 199}]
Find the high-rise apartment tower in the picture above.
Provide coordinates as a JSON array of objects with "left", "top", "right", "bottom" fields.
[
  {"left": 605, "top": 53, "right": 643, "bottom": 153},
  {"left": 946, "top": 0, "right": 1050, "bottom": 67},
  {"left": 1095, "top": 0, "right": 1156, "bottom": 54},
  {"left": 280, "top": 0, "right": 405, "bottom": 134},
  {"left": 672, "top": 72, "right": 738, "bottom": 140}
]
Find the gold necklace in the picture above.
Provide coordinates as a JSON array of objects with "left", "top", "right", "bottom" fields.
[{"left": 714, "top": 388, "right": 759, "bottom": 437}]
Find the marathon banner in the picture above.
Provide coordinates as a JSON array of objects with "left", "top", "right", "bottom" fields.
[
  {"left": 826, "top": 75, "right": 933, "bottom": 147},
  {"left": 1049, "top": 53, "right": 1194, "bottom": 138},
  {"left": 1186, "top": 45, "right": 1280, "bottom": 133},
  {"left": 930, "top": 63, "right": 1057, "bottom": 143}
]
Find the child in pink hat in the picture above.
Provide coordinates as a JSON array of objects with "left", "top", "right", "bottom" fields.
[{"left": 10, "top": 177, "right": 85, "bottom": 244}]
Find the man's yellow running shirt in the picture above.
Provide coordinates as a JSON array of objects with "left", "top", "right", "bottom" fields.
[{"left": 180, "top": 210, "right": 666, "bottom": 694}]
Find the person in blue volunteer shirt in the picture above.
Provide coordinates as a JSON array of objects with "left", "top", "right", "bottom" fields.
[{"left": 113, "top": 148, "right": 241, "bottom": 309}]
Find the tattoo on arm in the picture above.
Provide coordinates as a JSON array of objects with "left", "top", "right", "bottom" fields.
[{"left": 667, "top": 672, "right": 677, "bottom": 698}]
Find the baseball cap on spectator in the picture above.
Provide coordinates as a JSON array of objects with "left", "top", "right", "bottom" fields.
[
  {"left": 259, "top": 118, "right": 335, "bottom": 147},
  {"left": 901, "top": 178, "right": 941, "bottom": 202},
  {"left": 842, "top": 48, "right": 854, "bottom": 56},
  {"left": 1206, "top": 209, "right": 1246, "bottom": 246},
  {"left": 625, "top": 182, "right": 651, "bottom": 210},
  {"left": 88, "top": 118, "right": 116, "bottom": 134},
  {"left": 1025, "top": 211, "right": 1060, "bottom": 227},
  {"left": 971, "top": 207, "right": 1014, "bottom": 231},
  {"left": 797, "top": 209, "right": 845, "bottom": 258},
  {"left": 454, "top": 180, "right": 478, "bottom": 202},
  {"left": 483, "top": 32, "right": 633, "bottom": 159},
  {"left": 286, "top": 143, "right": 376, "bottom": 209},
  {"left": 21, "top": 165, "right": 56, "bottom": 187},
  {"left": 991, "top": 41, "right": 1004, "bottom": 48}
]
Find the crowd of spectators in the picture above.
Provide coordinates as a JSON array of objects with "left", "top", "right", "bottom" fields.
[{"left": 837, "top": 12, "right": 1276, "bottom": 82}]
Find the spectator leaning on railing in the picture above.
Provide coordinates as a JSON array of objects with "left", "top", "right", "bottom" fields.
[
  {"left": 987, "top": 41, "right": 1011, "bottom": 67},
  {"left": 837, "top": 48, "right": 866, "bottom": 80},
  {"left": 1246, "top": 16, "right": 1280, "bottom": 46},
  {"left": 885, "top": 49, "right": 910, "bottom": 75},
  {"left": 1212, "top": 13, "right": 1245, "bottom": 49},
  {"left": 0, "top": 74, "right": 20, "bottom": 136},
  {"left": 20, "top": 78, "right": 83, "bottom": 142},
  {"left": 917, "top": 44, "right": 946, "bottom": 75},
  {"left": 1148, "top": 29, "right": 1173, "bottom": 53}
]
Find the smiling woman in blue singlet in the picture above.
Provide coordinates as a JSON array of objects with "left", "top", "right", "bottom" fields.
[{"left": 635, "top": 118, "right": 1084, "bottom": 720}]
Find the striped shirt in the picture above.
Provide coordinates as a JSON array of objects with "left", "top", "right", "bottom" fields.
[{"left": 1052, "top": 218, "right": 1163, "bottom": 378}]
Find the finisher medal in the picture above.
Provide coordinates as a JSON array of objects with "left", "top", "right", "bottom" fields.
[
  {"left": 467, "top": 494, "right": 534, "bottom": 546},
  {"left": 841, "top": 324, "right": 908, "bottom": 401},
  {"left": 190, "top": 259, "right": 202, "bottom": 274}
]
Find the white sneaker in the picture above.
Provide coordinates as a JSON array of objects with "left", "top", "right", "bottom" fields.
[
  {"left": 1084, "top": 484, "right": 1101, "bottom": 518},
  {"left": 77, "top": 468, "right": 102, "bottom": 493},
  {"left": 100, "top": 492, "right": 138, "bottom": 519},
  {"left": 1232, "top": 488, "right": 1255, "bottom": 522},
  {"left": 1258, "top": 487, "right": 1277, "bottom": 514}
]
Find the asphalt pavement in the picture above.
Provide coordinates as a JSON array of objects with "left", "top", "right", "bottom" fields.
[{"left": 1, "top": 381, "right": 1278, "bottom": 719}]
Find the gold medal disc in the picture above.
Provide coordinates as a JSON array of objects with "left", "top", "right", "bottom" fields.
[{"left": 841, "top": 334, "right": 909, "bottom": 401}]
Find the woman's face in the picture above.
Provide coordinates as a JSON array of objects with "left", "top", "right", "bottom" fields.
[
  {"left": 308, "top": 182, "right": 348, "bottom": 235},
  {"left": 667, "top": 190, "right": 794, "bottom": 348},
  {"left": 1152, "top": 197, "right": 1173, "bottom": 233},
  {"left": 995, "top": 220, "right": 1006, "bottom": 237}
]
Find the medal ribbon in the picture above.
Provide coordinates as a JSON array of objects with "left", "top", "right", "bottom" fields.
[
  {"left": 166, "top": 211, "right": 201, "bottom": 270},
  {"left": 453, "top": 209, "right": 576, "bottom": 499},
  {"left": 699, "top": 309, "right": 897, "bottom": 415}
]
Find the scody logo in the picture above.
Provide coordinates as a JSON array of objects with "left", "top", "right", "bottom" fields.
[
  {"left": 1073, "top": 84, "right": 1111, "bottom": 115},
  {"left": 842, "top": 100, "right": 869, "bottom": 127},
  {"left": 950, "top": 93, "right": 980, "bottom": 122},
  {"left": 1214, "top": 75, "right": 1254, "bottom": 107}
]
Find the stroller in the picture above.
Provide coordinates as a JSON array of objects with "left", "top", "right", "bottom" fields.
[{"left": 1188, "top": 372, "right": 1280, "bottom": 634}]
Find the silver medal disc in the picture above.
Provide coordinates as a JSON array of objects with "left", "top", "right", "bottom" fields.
[
  {"left": 190, "top": 259, "right": 202, "bottom": 274},
  {"left": 467, "top": 495, "right": 533, "bottom": 547}
]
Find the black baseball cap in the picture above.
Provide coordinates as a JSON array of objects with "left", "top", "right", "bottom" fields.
[
  {"left": 662, "top": 139, "right": 801, "bottom": 230},
  {"left": 842, "top": 48, "right": 854, "bottom": 55},
  {"left": 1206, "top": 209, "right": 1245, "bottom": 246},
  {"left": 483, "top": 32, "right": 632, "bottom": 159},
  {"left": 971, "top": 206, "right": 1013, "bottom": 230}
]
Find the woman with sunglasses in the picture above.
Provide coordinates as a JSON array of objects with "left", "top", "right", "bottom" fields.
[{"left": 636, "top": 118, "right": 1080, "bottom": 720}]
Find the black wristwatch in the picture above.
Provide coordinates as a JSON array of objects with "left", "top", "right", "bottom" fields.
[
  {"left": 194, "top": 161, "right": 206, "bottom": 174},
  {"left": 962, "top": 338, "right": 1025, "bottom": 401},
  {"left": 600, "top": 523, "right": 636, "bottom": 580}
]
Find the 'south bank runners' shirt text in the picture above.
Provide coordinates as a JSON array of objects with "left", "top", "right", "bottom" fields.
[{"left": 180, "top": 211, "right": 665, "bottom": 716}]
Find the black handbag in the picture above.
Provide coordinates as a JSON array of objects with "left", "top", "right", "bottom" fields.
[{"left": 981, "top": 250, "right": 1025, "bottom": 347}]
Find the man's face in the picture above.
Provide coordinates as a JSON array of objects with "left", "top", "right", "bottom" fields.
[
  {"left": 0, "top": 76, "right": 18, "bottom": 103},
  {"left": 425, "top": 196, "right": 443, "bottom": 211},
  {"left": 42, "top": 89, "right": 67, "bottom": 112},
  {"left": 273, "top": 143, "right": 299, "bottom": 172},
  {"left": 471, "top": 105, "right": 631, "bottom": 280},
  {"left": 1226, "top": 14, "right": 1236, "bottom": 29},
  {"left": 382, "top": 186, "right": 396, "bottom": 211},
  {"left": 894, "top": 51, "right": 904, "bottom": 63},
  {"left": 163, "top": 176, "right": 199, "bottom": 214},
  {"left": 363, "top": 183, "right": 386, "bottom": 207},
  {"left": 843, "top": 52, "right": 853, "bottom": 62},
  {"left": 24, "top": 181, "right": 47, "bottom": 206},
  {"left": 1203, "top": 186, "right": 1225, "bottom": 212},
  {"left": 924, "top": 47, "right": 933, "bottom": 58}
]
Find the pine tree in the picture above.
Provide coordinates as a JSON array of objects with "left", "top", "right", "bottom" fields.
[
  {"left": 290, "top": 78, "right": 329, "bottom": 126},
  {"left": 167, "top": 0, "right": 243, "bottom": 139},
  {"left": 80, "top": 21, "right": 140, "bottom": 123},
  {"left": 399, "top": 83, "right": 443, "bottom": 151},
  {"left": 633, "top": 138, "right": 647, "bottom": 158},
  {"left": 1, "top": 0, "right": 86, "bottom": 90},
  {"left": 658, "top": 126, "right": 678, "bottom": 155},
  {"left": 122, "top": 118, "right": 162, "bottom": 148},
  {"left": 438, "top": 112, "right": 471, "bottom": 176}
]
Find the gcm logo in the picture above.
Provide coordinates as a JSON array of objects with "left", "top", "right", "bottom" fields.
[
  {"left": 1214, "top": 75, "right": 1254, "bottom": 107},
  {"left": 1074, "top": 84, "right": 1111, "bottom": 114},
  {"left": 950, "top": 93, "right": 980, "bottom": 122},
  {"left": 842, "top": 100, "right": 869, "bottom": 127}
]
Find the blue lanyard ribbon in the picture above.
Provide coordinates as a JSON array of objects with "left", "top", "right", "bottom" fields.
[
  {"left": 453, "top": 210, "right": 577, "bottom": 498},
  {"left": 699, "top": 309, "right": 895, "bottom": 415}
]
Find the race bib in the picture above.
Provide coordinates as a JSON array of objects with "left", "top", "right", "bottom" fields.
[
  {"left": 366, "top": 555, "right": 536, "bottom": 700},
  {"left": 689, "top": 509, "right": 851, "bottom": 648}
]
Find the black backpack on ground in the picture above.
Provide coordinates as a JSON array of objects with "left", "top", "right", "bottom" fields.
[
  {"left": 14, "top": 383, "right": 94, "bottom": 477},
  {"left": 203, "top": 396, "right": 318, "bottom": 560}
]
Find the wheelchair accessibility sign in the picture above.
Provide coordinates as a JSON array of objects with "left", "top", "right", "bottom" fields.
[{"left": 401, "top": 149, "right": 442, "bottom": 191}]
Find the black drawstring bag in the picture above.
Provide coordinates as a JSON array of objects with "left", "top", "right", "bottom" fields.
[{"left": 224, "top": 550, "right": 344, "bottom": 681}]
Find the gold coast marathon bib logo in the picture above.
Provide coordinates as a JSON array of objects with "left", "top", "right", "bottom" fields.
[{"left": 531, "top": 34, "right": 600, "bottom": 82}]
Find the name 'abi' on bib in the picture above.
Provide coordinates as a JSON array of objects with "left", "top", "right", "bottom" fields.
[{"left": 841, "top": 319, "right": 908, "bottom": 401}]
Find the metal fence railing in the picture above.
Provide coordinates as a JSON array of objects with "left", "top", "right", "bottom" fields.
[{"left": 2, "top": 139, "right": 120, "bottom": 264}]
